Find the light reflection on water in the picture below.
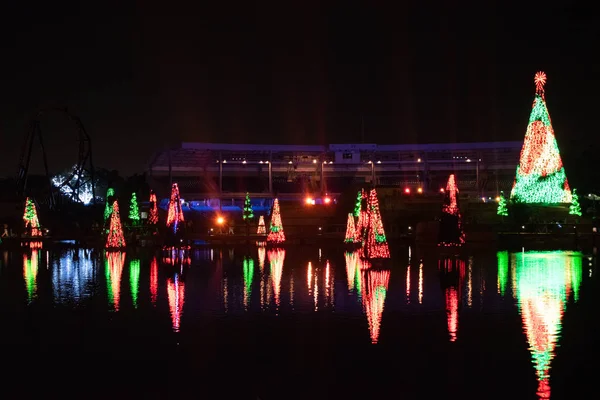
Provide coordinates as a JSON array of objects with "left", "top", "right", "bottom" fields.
[
  {"left": 5, "top": 245, "right": 593, "bottom": 398},
  {"left": 503, "top": 250, "right": 583, "bottom": 400},
  {"left": 23, "top": 248, "right": 40, "bottom": 303},
  {"left": 53, "top": 248, "right": 96, "bottom": 305},
  {"left": 167, "top": 272, "right": 185, "bottom": 332},
  {"left": 105, "top": 251, "right": 125, "bottom": 311}
]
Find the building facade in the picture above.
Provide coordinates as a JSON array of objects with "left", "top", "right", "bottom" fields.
[{"left": 147, "top": 141, "right": 522, "bottom": 201}]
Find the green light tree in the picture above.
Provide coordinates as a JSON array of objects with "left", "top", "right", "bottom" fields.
[
  {"left": 497, "top": 192, "right": 508, "bottom": 217},
  {"left": 354, "top": 190, "right": 362, "bottom": 217},
  {"left": 243, "top": 193, "right": 254, "bottom": 220},
  {"left": 243, "top": 192, "right": 254, "bottom": 238},
  {"left": 129, "top": 192, "right": 140, "bottom": 226},
  {"left": 569, "top": 188, "right": 582, "bottom": 217},
  {"left": 103, "top": 188, "right": 115, "bottom": 233}
]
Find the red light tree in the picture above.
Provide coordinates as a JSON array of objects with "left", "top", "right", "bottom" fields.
[
  {"left": 438, "top": 174, "right": 465, "bottom": 246},
  {"left": 267, "top": 198, "right": 285, "bottom": 244},
  {"left": 106, "top": 201, "right": 126, "bottom": 249},
  {"left": 166, "top": 183, "right": 184, "bottom": 233},
  {"left": 148, "top": 190, "right": 159, "bottom": 225},
  {"left": 362, "top": 189, "right": 390, "bottom": 259},
  {"left": 345, "top": 213, "right": 357, "bottom": 243}
]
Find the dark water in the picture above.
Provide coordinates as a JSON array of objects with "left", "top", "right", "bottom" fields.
[{"left": 0, "top": 244, "right": 597, "bottom": 399}]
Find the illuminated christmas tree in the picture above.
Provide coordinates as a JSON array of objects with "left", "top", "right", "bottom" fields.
[
  {"left": 363, "top": 189, "right": 390, "bottom": 259},
  {"left": 438, "top": 174, "right": 465, "bottom": 246},
  {"left": 569, "top": 188, "right": 582, "bottom": 217},
  {"left": 355, "top": 189, "right": 368, "bottom": 242},
  {"left": 104, "top": 188, "right": 115, "bottom": 223},
  {"left": 257, "top": 215, "right": 266, "bottom": 234},
  {"left": 267, "top": 198, "right": 285, "bottom": 244},
  {"left": 106, "top": 201, "right": 126, "bottom": 249},
  {"left": 23, "top": 197, "right": 41, "bottom": 236},
  {"left": 497, "top": 191, "right": 508, "bottom": 217},
  {"left": 511, "top": 72, "right": 572, "bottom": 204},
  {"left": 243, "top": 192, "right": 254, "bottom": 221},
  {"left": 148, "top": 190, "right": 159, "bottom": 225},
  {"left": 129, "top": 192, "right": 140, "bottom": 226},
  {"left": 103, "top": 187, "right": 115, "bottom": 234},
  {"left": 345, "top": 213, "right": 357, "bottom": 243},
  {"left": 243, "top": 192, "right": 254, "bottom": 237},
  {"left": 166, "top": 183, "right": 184, "bottom": 234},
  {"left": 354, "top": 190, "right": 362, "bottom": 217}
]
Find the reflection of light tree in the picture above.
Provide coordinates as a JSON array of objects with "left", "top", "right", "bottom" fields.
[
  {"left": 345, "top": 252, "right": 359, "bottom": 291},
  {"left": 243, "top": 256, "right": 254, "bottom": 309},
  {"left": 497, "top": 251, "right": 509, "bottom": 296},
  {"left": 150, "top": 256, "right": 158, "bottom": 306},
  {"left": 105, "top": 251, "right": 126, "bottom": 311},
  {"left": 267, "top": 248, "right": 285, "bottom": 308},
  {"left": 445, "top": 287, "right": 458, "bottom": 342},
  {"left": 167, "top": 274, "right": 185, "bottom": 332},
  {"left": 130, "top": 259, "right": 140, "bottom": 308},
  {"left": 439, "top": 258, "right": 465, "bottom": 341},
  {"left": 324, "top": 260, "right": 333, "bottom": 307},
  {"left": 513, "top": 251, "right": 582, "bottom": 399},
  {"left": 359, "top": 269, "right": 390, "bottom": 344},
  {"left": 258, "top": 246, "right": 266, "bottom": 270},
  {"left": 23, "top": 250, "right": 40, "bottom": 302}
]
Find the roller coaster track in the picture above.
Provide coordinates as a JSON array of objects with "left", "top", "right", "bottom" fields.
[{"left": 16, "top": 107, "right": 96, "bottom": 208}]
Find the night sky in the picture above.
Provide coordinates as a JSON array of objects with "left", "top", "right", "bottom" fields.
[{"left": 1, "top": 2, "right": 598, "bottom": 186}]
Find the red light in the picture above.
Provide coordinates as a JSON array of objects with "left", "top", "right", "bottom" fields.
[
  {"left": 440, "top": 188, "right": 445, "bottom": 193},
  {"left": 404, "top": 188, "right": 410, "bottom": 194},
  {"left": 324, "top": 197, "right": 331, "bottom": 204}
]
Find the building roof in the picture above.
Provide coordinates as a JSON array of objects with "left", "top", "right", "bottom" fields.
[{"left": 178, "top": 141, "right": 523, "bottom": 153}]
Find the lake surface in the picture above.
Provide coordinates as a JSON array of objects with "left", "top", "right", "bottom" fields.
[{"left": 0, "top": 244, "right": 597, "bottom": 399}]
